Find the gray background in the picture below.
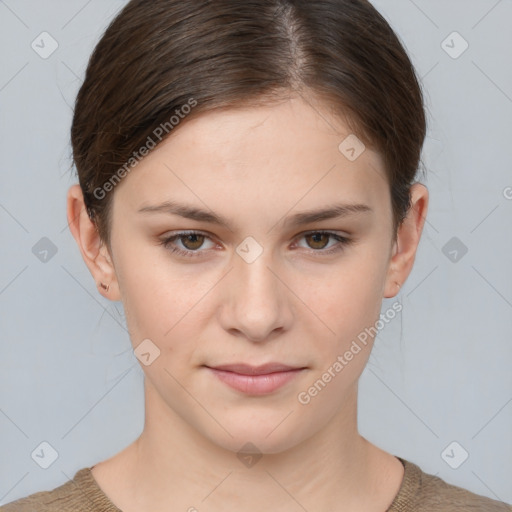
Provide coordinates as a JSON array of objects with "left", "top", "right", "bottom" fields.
[{"left": 1, "top": 0, "right": 511, "bottom": 506}]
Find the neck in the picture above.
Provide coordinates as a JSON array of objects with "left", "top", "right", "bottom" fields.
[{"left": 94, "top": 377, "right": 401, "bottom": 512}]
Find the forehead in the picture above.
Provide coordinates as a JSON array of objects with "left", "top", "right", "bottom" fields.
[{"left": 113, "top": 96, "right": 389, "bottom": 218}]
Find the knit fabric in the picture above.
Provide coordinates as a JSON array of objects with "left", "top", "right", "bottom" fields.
[{"left": 2, "top": 457, "right": 511, "bottom": 511}]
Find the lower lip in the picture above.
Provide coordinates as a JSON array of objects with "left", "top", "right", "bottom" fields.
[{"left": 206, "top": 368, "right": 304, "bottom": 395}]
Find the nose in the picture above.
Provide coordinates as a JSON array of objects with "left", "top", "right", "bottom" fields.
[{"left": 217, "top": 248, "right": 293, "bottom": 342}]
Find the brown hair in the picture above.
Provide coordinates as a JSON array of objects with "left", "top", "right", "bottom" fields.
[{"left": 71, "top": 0, "right": 427, "bottom": 251}]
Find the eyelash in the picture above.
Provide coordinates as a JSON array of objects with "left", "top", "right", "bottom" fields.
[{"left": 158, "top": 230, "right": 353, "bottom": 258}]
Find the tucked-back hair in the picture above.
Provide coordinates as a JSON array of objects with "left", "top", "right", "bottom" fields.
[{"left": 71, "top": 0, "right": 427, "bottom": 250}]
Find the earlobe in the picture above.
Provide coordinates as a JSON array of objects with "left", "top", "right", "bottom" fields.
[
  {"left": 383, "top": 183, "right": 429, "bottom": 298},
  {"left": 66, "top": 184, "right": 120, "bottom": 300}
]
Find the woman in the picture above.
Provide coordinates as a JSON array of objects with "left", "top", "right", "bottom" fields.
[{"left": 2, "top": 0, "right": 510, "bottom": 510}]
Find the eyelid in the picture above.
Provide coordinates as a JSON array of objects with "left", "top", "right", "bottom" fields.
[{"left": 293, "top": 228, "right": 352, "bottom": 240}]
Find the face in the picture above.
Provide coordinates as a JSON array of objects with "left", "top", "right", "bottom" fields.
[{"left": 106, "top": 95, "right": 398, "bottom": 454}]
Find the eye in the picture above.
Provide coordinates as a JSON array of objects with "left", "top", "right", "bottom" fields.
[
  {"left": 294, "top": 231, "right": 353, "bottom": 255},
  {"left": 159, "top": 230, "right": 353, "bottom": 259},
  {"left": 159, "top": 231, "right": 216, "bottom": 258}
]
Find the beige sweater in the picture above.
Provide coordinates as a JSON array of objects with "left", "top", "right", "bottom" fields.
[{"left": 1, "top": 457, "right": 511, "bottom": 511}]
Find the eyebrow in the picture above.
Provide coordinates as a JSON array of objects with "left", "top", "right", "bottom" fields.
[{"left": 137, "top": 200, "right": 372, "bottom": 230}]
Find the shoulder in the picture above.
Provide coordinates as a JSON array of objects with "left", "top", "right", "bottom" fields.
[
  {"left": 0, "top": 467, "right": 120, "bottom": 512},
  {"left": 392, "top": 457, "right": 512, "bottom": 511}
]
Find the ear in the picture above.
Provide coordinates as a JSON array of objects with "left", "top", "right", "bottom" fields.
[
  {"left": 383, "top": 183, "right": 429, "bottom": 298},
  {"left": 66, "top": 184, "right": 121, "bottom": 301}
]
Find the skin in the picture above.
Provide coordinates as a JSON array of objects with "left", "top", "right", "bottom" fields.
[{"left": 67, "top": 93, "right": 428, "bottom": 512}]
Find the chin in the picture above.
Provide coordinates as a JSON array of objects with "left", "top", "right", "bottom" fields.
[{"left": 201, "top": 415, "right": 312, "bottom": 457}]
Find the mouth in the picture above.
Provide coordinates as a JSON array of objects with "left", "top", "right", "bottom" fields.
[{"left": 204, "top": 363, "right": 307, "bottom": 395}]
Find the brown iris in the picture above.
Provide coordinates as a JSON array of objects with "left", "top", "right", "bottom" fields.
[
  {"left": 180, "top": 233, "right": 205, "bottom": 250},
  {"left": 305, "top": 233, "right": 330, "bottom": 250}
]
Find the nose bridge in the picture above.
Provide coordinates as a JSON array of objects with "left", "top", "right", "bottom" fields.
[{"left": 238, "top": 251, "right": 277, "bottom": 298}]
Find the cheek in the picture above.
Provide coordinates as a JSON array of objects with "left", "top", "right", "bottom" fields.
[
  {"left": 297, "top": 255, "right": 388, "bottom": 372},
  {"left": 294, "top": 272, "right": 383, "bottom": 407},
  {"left": 115, "top": 246, "right": 216, "bottom": 357},
  {"left": 307, "top": 266, "right": 383, "bottom": 331}
]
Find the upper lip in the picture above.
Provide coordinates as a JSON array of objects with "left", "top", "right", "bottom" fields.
[{"left": 206, "top": 363, "right": 304, "bottom": 375}]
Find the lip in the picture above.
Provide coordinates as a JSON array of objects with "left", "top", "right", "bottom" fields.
[
  {"left": 209, "top": 363, "right": 302, "bottom": 375},
  {"left": 205, "top": 363, "right": 306, "bottom": 395}
]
